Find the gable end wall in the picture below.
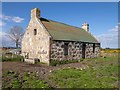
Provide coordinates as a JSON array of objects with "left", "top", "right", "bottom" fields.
[{"left": 22, "top": 17, "right": 51, "bottom": 65}]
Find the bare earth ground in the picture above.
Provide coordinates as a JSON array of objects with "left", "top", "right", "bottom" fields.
[{"left": 2, "top": 62, "right": 87, "bottom": 88}]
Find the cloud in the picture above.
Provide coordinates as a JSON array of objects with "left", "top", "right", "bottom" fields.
[
  {"left": 0, "top": 20, "right": 6, "bottom": 27},
  {"left": 96, "top": 23, "right": 119, "bottom": 48},
  {"left": 0, "top": 14, "right": 24, "bottom": 23},
  {"left": 12, "top": 17, "right": 24, "bottom": 23},
  {"left": 0, "top": 14, "right": 11, "bottom": 21},
  {"left": 108, "top": 25, "right": 118, "bottom": 32}
]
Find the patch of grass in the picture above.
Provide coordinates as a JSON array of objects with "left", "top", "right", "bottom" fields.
[
  {"left": 2, "top": 71, "right": 21, "bottom": 88},
  {"left": 50, "top": 60, "right": 79, "bottom": 66},
  {"left": 86, "top": 56, "right": 118, "bottom": 62},
  {"left": 1, "top": 49, "right": 24, "bottom": 62},
  {"left": 0, "top": 54, "right": 24, "bottom": 62},
  {"left": 22, "top": 72, "right": 49, "bottom": 88},
  {"left": 49, "top": 56, "right": 118, "bottom": 88},
  {"left": 10, "top": 79, "right": 21, "bottom": 88},
  {"left": 2, "top": 71, "right": 50, "bottom": 88}
]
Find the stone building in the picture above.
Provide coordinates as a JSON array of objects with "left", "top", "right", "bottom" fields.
[{"left": 21, "top": 8, "right": 100, "bottom": 65}]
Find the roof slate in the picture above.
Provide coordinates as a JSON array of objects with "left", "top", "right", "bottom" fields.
[{"left": 40, "top": 18, "right": 99, "bottom": 43}]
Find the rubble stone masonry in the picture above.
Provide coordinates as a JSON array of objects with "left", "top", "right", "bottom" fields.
[{"left": 50, "top": 40, "right": 100, "bottom": 62}]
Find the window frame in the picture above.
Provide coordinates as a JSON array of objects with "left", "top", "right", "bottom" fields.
[{"left": 34, "top": 29, "right": 37, "bottom": 35}]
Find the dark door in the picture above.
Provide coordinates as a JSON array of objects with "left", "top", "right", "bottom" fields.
[
  {"left": 82, "top": 43, "right": 86, "bottom": 59},
  {"left": 64, "top": 43, "right": 68, "bottom": 56}
]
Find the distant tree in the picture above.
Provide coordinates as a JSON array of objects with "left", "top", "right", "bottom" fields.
[
  {"left": 7, "top": 26, "right": 24, "bottom": 48},
  {"left": 105, "top": 47, "right": 110, "bottom": 50}
]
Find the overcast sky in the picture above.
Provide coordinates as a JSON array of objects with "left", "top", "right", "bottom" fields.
[{"left": 1, "top": 2, "right": 118, "bottom": 48}]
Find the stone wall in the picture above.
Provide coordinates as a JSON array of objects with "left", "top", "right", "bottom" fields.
[
  {"left": 50, "top": 40, "right": 100, "bottom": 61},
  {"left": 94, "top": 44, "right": 100, "bottom": 57},
  {"left": 50, "top": 41, "right": 82, "bottom": 61},
  {"left": 85, "top": 43, "right": 100, "bottom": 58},
  {"left": 21, "top": 9, "right": 51, "bottom": 65},
  {"left": 85, "top": 43, "right": 94, "bottom": 58}
]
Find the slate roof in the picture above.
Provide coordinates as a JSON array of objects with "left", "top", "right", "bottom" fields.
[{"left": 40, "top": 18, "right": 99, "bottom": 43}]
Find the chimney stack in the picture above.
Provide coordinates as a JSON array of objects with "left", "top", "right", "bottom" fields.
[
  {"left": 82, "top": 22, "right": 89, "bottom": 32},
  {"left": 31, "top": 8, "right": 40, "bottom": 18}
]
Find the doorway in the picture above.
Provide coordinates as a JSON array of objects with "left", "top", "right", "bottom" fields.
[
  {"left": 64, "top": 43, "right": 68, "bottom": 56},
  {"left": 82, "top": 43, "right": 86, "bottom": 59}
]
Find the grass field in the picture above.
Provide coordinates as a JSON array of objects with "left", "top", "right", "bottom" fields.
[
  {"left": 1, "top": 48, "right": 119, "bottom": 88},
  {"left": 49, "top": 56, "right": 118, "bottom": 88}
]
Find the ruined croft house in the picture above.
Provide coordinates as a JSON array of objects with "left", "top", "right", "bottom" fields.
[{"left": 22, "top": 8, "right": 100, "bottom": 65}]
